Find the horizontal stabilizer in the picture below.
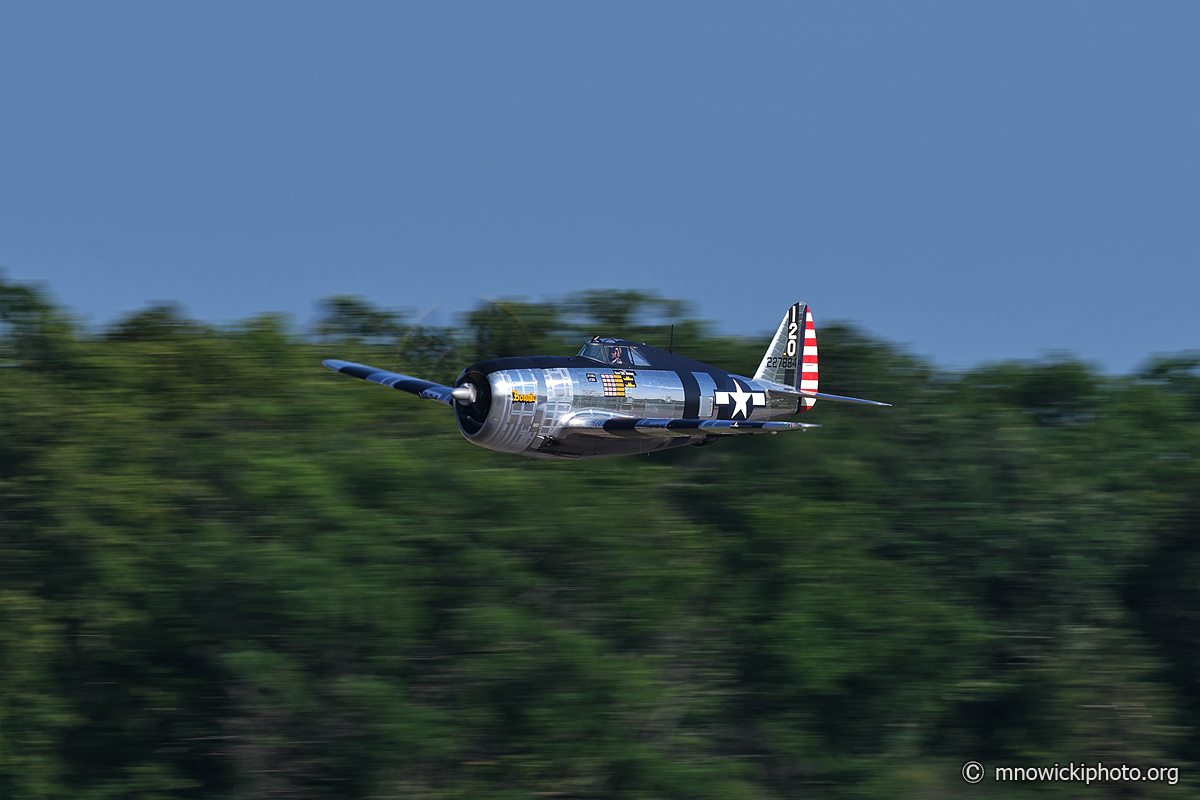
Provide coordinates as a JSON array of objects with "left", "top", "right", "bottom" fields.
[
  {"left": 801, "top": 391, "right": 891, "bottom": 407},
  {"left": 563, "top": 414, "right": 818, "bottom": 438},
  {"left": 322, "top": 359, "right": 455, "bottom": 404}
]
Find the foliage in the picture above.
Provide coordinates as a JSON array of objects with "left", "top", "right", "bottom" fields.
[{"left": 1, "top": 277, "right": 1196, "bottom": 798}]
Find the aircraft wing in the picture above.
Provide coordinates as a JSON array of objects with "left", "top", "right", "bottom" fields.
[
  {"left": 322, "top": 359, "right": 456, "bottom": 405},
  {"left": 562, "top": 414, "right": 818, "bottom": 437}
]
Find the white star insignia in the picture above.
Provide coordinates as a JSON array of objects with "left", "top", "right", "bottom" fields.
[{"left": 714, "top": 379, "right": 766, "bottom": 420}]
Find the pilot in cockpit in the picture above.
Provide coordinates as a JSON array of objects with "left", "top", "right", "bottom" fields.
[{"left": 577, "top": 340, "right": 649, "bottom": 366}]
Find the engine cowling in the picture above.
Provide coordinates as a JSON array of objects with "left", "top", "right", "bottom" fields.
[
  {"left": 453, "top": 370, "right": 492, "bottom": 436},
  {"left": 450, "top": 364, "right": 547, "bottom": 455}
]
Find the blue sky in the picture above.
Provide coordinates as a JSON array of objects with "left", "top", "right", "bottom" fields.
[{"left": 2, "top": 2, "right": 1196, "bottom": 373}]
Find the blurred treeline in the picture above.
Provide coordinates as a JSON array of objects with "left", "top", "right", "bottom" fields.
[{"left": 1, "top": 275, "right": 1197, "bottom": 799}]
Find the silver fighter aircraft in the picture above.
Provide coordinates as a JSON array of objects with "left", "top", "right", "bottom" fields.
[{"left": 323, "top": 302, "right": 888, "bottom": 460}]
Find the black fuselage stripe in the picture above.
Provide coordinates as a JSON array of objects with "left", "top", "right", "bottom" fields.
[{"left": 680, "top": 370, "right": 700, "bottom": 419}]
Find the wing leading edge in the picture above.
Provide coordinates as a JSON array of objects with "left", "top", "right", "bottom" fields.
[{"left": 322, "top": 360, "right": 456, "bottom": 404}]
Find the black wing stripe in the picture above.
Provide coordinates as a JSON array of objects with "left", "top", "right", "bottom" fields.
[{"left": 322, "top": 359, "right": 455, "bottom": 405}]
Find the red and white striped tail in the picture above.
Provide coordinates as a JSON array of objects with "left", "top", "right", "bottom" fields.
[
  {"left": 798, "top": 305, "right": 818, "bottom": 411},
  {"left": 754, "top": 302, "right": 818, "bottom": 411}
]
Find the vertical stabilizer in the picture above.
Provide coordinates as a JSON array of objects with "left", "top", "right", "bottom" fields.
[{"left": 754, "top": 303, "right": 818, "bottom": 411}]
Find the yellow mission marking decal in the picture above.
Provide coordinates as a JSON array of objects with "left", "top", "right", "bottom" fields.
[
  {"left": 511, "top": 390, "right": 537, "bottom": 403},
  {"left": 601, "top": 371, "right": 636, "bottom": 397}
]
